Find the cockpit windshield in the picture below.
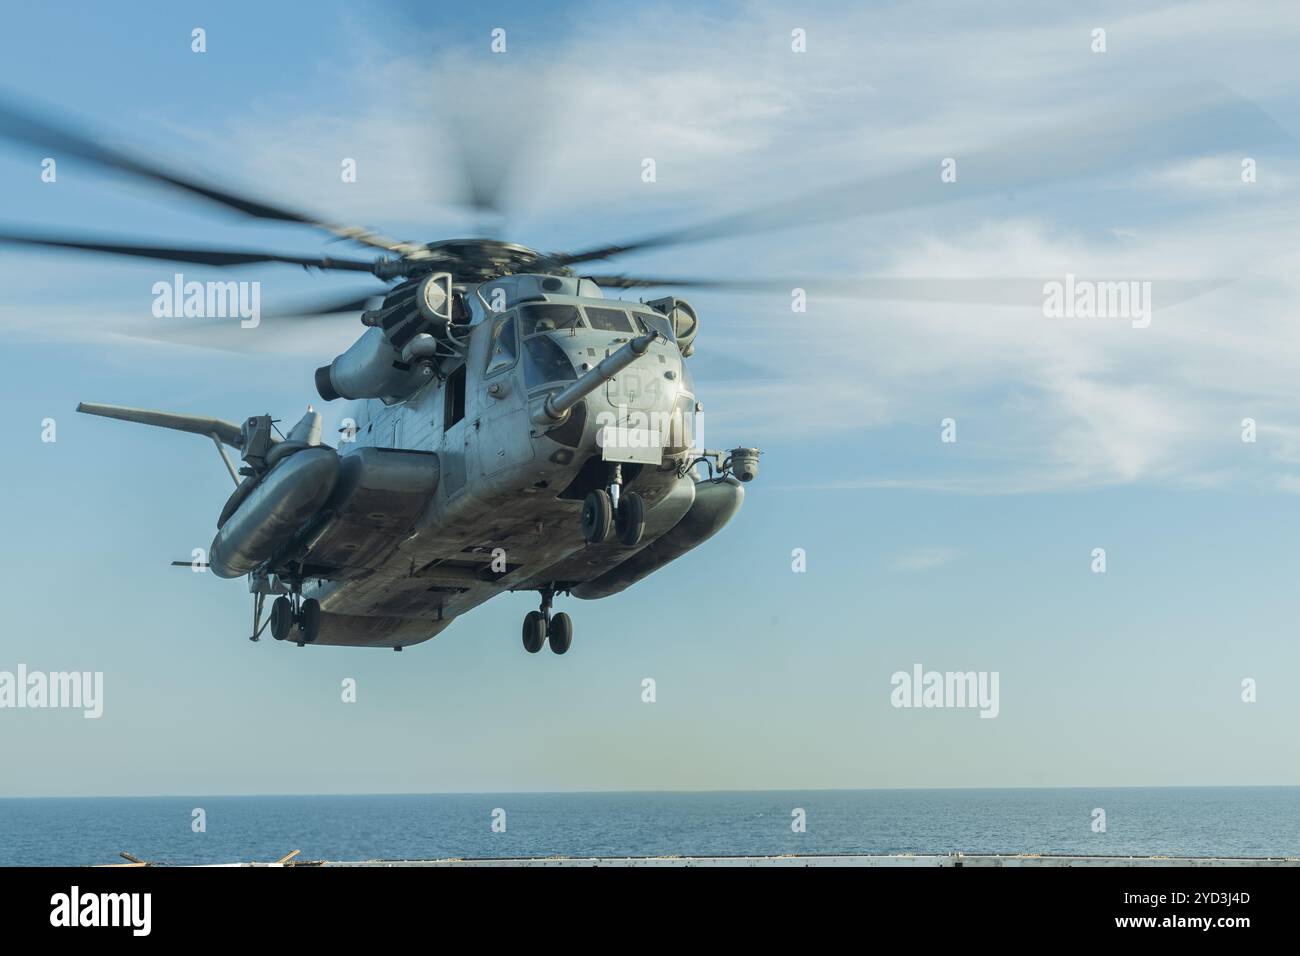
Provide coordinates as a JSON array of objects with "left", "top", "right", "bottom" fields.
[
  {"left": 523, "top": 336, "right": 577, "bottom": 388},
  {"left": 520, "top": 304, "right": 584, "bottom": 336},
  {"left": 517, "top": 301, "right": 676, "bottom": 343},
  {"left": 583, "top": 306, "right": 636, "bottom": 333}
]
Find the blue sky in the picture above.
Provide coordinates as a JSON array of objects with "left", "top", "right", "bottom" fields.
[{"left": 2, "top": 0, "right": 1300, "bottom": 796}]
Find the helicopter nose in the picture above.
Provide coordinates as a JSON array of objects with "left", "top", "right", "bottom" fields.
[
  {"left": 602, "top": 352, "right": 679, "bottom": 409},
  {"left": 590, "top": 359, "right": 692, "bottom": 462}
]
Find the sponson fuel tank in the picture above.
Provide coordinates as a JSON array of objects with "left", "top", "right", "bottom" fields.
[
  {"left": 572, "top": 477, "right": 744, "bottom": 600},
  {"left": 209, "top": 446, "right": 341, "bottom": 579}
]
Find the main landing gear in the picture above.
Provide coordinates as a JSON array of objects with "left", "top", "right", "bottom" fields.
[
  {"left": 582, "top": 464, "right": 645, "bottom": 547},
  {"left": 270, "top": 592, "right": 321, "bottom": 646},
  {"left": 522, "top": 587, "right": 573, "bottom": 655}
]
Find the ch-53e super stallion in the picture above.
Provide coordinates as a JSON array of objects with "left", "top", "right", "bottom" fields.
[
  {"left": 77, "top": 264, "right": 759, "bottom": 656},
  {"left": 0, "top": 98, "right": 773, "bottom": 655}
]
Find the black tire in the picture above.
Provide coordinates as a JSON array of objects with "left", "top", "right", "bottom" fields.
[
  {"left": 549, "top": 612, "right": 573, "bottom": 655},
  {"left": 522, "top": 610, "right": 547, "bottom": 653},
  {"left": 615, "top": 492, "right": 646, "bottom": 547},
  {"left": 270, "top": 596, "right": 294, "bottom": 641},
  {"left": 581, "top": 490, "right": 613, "bottom": 544},
  {"left": 299, "top": 598, "right": 321, "bottom": 644}
]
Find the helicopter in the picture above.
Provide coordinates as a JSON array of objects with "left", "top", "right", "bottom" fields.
[
  {"left": 0, "top": 80, "right": 1259, "bottom": 653},
  {"left": 0, "top": 97, "right": 775, "bottom": 654}
]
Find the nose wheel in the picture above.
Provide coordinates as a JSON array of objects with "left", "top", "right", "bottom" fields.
[
  {"left": 581, "top": 490, "right": 613, "bottom": 544},
  {"left": 614, "top": 492, "right": 645, "bottom": 546},
  {"left": 521, "top": 589, "right": 574, "bottom": 655},
  {"left": 582, "top": 486, "right": 645, "bottom": 547}
]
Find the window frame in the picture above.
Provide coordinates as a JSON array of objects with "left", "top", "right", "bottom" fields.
[
  {"left": 519, "top": 303, "right": 587, "bottom": 338},
  {"left": 581, "top": 305, "right": 636, "bottom": 334}
]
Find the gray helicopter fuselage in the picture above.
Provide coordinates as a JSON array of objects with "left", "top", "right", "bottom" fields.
[
  {"left": 293, "top": 281, "right": 735, "bottom": 648},
  {"left": 77, "top": 274, "right": 751, "bottom": 650}
]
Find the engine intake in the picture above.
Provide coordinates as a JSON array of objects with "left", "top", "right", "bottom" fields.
[
  {"left": 647, "top": 295, "right": 699, "bottom": 356},
  {"left": 316, "top": 272, "right": 458, "bottom": 403}
]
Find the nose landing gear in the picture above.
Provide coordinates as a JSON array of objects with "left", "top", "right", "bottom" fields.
[
  {"left": 580, "top": 490, "right": 612, "bottom": 545},
  {"left": 614, "top": 492, "right": 644, "bottom": 547},
  {"left": 582, "top": 464, "right": 646, "bottom": 547},
  {"left": 521, "top": 587, "right": 573, "bottom": 655}
]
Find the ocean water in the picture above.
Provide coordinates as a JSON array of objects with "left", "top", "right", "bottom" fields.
[{"left": 1, "top": 788, "right": 1298, "bottom": 866}]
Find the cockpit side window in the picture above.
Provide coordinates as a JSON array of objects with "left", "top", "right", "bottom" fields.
[
  {"left": 444, "top": 364, "right": 466, "bottom": 429},
  {"left": 485, "top": 314, "right": 518, "bottom": 376},
  {"left": 520, "top": 304, "right": 584, "bottom": 336},
  {"left": 583, "top": 306, "right": 635, "bottom": 333}
]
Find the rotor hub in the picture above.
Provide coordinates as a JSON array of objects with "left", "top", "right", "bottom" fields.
[{"left": 400, "top": 238, "right": 566, "bottom": 283}]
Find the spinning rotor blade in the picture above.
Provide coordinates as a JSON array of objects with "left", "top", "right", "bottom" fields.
[
  {"left": 0, "top": 95, "right": 417, "bottom": 255},
  {"left": 263, "top": 290, "right": 388, "bottom": 319},
  {"left": 441, "top": 82, "right": 563, "bottom": 226},
  {"left": 586, "top": 275, "right": 1229, "bottom": 309},
  {"left": 587, "top": 275, "right": 788, "bottom": 291},
  {"left": 552, "top": 83, "right": 1295, "bottom": 268},
  {"left": 454, "top": 133, "right": 513, "bottom": 221},
  {"left": 0, "top": 230, "right": 378, "bottom": 271}
]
